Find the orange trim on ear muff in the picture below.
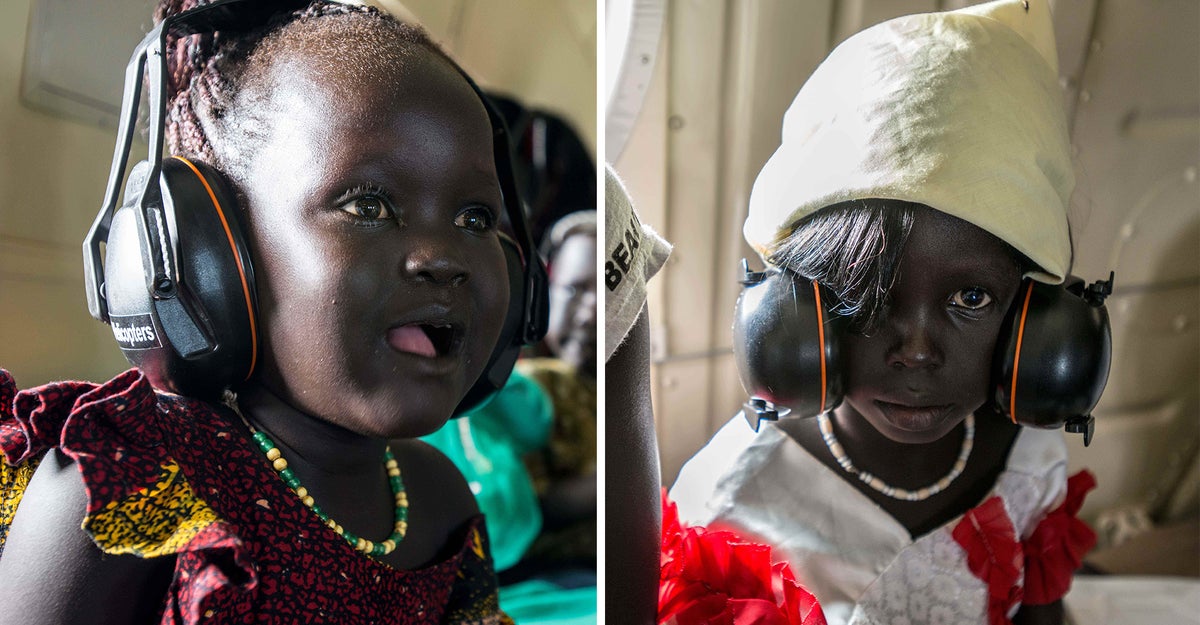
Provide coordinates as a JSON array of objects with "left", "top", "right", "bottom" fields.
[
  {"left": 172, "top": 156, "right": 258, "bottom": 380},
  {"left": 813, "top": 280, "right": 827, "bottom": 413},
  {"left": 1009, "top": 282, "right": 1035, "bottom": 424}
]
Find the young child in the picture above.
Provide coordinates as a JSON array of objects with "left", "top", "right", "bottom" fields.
[
  {"left": 671, "top": 2, "right": 1099, "bottom": 624},
  {"left": 0, "top": 1, "right": 533, "bottom": 623}
]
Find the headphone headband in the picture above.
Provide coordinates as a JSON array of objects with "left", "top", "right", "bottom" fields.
[{"left": 85, "top": 0, "right": 311, "bottom": 324}]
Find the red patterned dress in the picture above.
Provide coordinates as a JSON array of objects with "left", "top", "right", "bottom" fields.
[{"left": 0, "top": 368, "right": 512, "bottom": 624}]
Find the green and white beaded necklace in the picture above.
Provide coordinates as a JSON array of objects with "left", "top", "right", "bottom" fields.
[{"left": 225, "top": 394, "right": 409, "bottom": 558}]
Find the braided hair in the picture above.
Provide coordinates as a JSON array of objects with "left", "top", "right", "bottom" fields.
[{"left": 155, "top": 0, "right": 443, "bottom": 184}]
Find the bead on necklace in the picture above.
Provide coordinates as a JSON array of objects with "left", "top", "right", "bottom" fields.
[
  {"left": 816, "top": 412, "right": 975, "bottom": 502},
  {"left": 224, "top": 394, "right": 409, "bottom": 557}
]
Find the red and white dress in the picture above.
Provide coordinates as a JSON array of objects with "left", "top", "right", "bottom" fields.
[{"left": 670, "top": 416, "right": 1095, "bottom": 625}]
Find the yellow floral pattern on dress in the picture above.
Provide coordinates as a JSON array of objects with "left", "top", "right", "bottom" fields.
[
  {"left": 85, "top": 459, "right": 219, "bottom": 558},
  {"left": 444, "top": 525, "right": 515, "bottom": 625},
  {"left": 0, "top": 456, "right": 41, "bottom": 555}
]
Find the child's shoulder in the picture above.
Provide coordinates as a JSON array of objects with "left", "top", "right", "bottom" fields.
[
  {"left": 0, "top": 448, "right": 175, "bottom": 623},
  {"left": 390, "top": 438, "right": 482, "bottom": 530}
]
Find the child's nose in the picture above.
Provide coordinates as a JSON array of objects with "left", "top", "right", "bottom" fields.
[
  {"left": 402, "top": 239, "right": 469, "bottom": 286},
  {"left": 884, "top": 312, "right": 944, "bottom": 370}
]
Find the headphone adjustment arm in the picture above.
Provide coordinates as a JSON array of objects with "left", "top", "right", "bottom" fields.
[
  {"left": 740, "top": 258, "right": 769, "bottom": 286},
  {"left": 743, "top": 397, "right": 792, "bottom": 432},
  {"left": 1064, "top": 414, "right": 1095, "bottom": 447},
  {"left": 1084, "top": 271, "right": 1115, "bottom": 307}
]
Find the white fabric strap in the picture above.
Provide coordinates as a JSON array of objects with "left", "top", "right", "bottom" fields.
[{"left": 604, "top": 165, "right": 671, "bottom": 362}]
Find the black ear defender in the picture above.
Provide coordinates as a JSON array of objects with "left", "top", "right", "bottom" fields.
[
  {"left": 84, "top": 0, "right": 548, "bottom": 412},
  {"left": 993, "top": 274, "right": 1113, "bottom": 446},
  {"left": 733, "top": 260, "right": 843, "bottom": 431},
  {"left": 452, "top": 84, "right": 550, "bottom": 415},
  {"left": 732, "top": 260, "right": 1114, "bottom": 446}
]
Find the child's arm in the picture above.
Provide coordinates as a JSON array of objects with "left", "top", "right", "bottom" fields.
[
  {"left": 0, "top": 451, "right": 173, "bottom": 625},
  {"left": 604, "top": 305, "right": 660, "bottom": 625}
]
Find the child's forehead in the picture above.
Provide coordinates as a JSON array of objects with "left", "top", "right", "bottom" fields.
[
  {"left": 237, "top": 11, "right": 462, "bottom": 104},
  {"left": 245, "top": 43, "right": 485, "bottom": 137},
  {"left": 902, "top": 207, "right": 1022, "bottom": 276}
]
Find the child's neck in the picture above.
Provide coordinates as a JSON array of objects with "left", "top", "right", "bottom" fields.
[
  {"left": 784, "top": 407, "right": 1020, "bottom": 538},
  {"left": 233, "top": 383, "right": 389, "bottom": 475}
]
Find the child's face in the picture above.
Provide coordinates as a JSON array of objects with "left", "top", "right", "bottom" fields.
[
  {"left": 236, "top": 46, "right": 508, "bottom": 438},
  {"left": 546, "top": 231, "right": 597, "bottom": 373},
  {"left": 838, "top": 206, "right": 1022, "bottom": 444}
]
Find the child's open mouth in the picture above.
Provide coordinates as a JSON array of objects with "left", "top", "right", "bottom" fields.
[{"left": 387, "top": 322, "right": 460, "bottom": 358}]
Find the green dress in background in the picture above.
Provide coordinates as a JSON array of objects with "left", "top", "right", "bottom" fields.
[{"left": 423, "top": 368, "right": 597, "bottom": 624}]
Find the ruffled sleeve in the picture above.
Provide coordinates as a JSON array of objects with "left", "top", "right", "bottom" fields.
[
  {"left": 953, "top": 469, "right": 1098, "bottom": 624},
  {"left": 1022, "top": 470, "right": 1097, "bottom": 605},
  {"left": 659, "top": 492, "right": 827, "bottom": 625},
  {"left": 0, "top": 369, "right": 228, "bottom": 560},
  {"left": 952, "top": 497, "right": 1024, "bottom": 625},
  {"left": 441, "top": 518, "right": 514, "bottom": 624}
]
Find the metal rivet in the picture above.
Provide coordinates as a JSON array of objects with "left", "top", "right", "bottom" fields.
[
  {"left": 1080, "top": 90, "right": 1092, "bottom": 103},
  {"left": 668, "top": 115, "right": 685, "bottom": 130},
  {"left": 1173, "top": 315, "right": 1189, "bottom": 333},
  {"left": 1185, "top": 167, "right": 1197, "bottom": 183}
]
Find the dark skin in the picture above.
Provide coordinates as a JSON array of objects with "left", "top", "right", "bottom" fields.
[
  {"left": 604, "top": 306, "right": 660, "bottom": 625},
  {"left": 0, "top": 31, "right": 506, "bottom": 624},
  {"left": 780, "top": 205, "right": 1063, "bottom": 624}
]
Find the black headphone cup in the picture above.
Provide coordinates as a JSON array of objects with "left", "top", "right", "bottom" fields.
[
  {"left": 453, "top": 236, "right": 531, "bottom": 416},
  {"left": 994, "top": 279, "right": 1113, "bottom": 429},
  {"left": 102, "top": 159, "right": 256, "bottom": 400},
  {"left": 732, "top": 268, "right": 843, "bottom": 420}
]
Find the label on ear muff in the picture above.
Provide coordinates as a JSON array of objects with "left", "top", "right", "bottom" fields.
[{"left": 110, "top": 313, "right": 162, "bottom": 350}]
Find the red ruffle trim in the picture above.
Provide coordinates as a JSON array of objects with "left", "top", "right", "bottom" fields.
[
  {"left": 0, "top": 368, "right": 165, "bottom": 516},
  {"left": 952, "top": 496, "right": 1024, "bottom": 625},
  {"left": 952, "top": 470, "right": 1097, "bottom": 624},
  {"left": 1023, "top": 470, "right": 1097, "bottom": 605},
  {"left": 660, "top": 492, "right": 827, "bottom": 625}
]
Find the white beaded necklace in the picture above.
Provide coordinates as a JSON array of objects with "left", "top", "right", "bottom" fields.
[{"left": 816, "top": 412, "right": 975, "bottom": 502}]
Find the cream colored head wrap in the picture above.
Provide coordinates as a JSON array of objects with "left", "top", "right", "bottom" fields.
[{"left": 744, "top": 0, "right": 1073, "bottom": 283}]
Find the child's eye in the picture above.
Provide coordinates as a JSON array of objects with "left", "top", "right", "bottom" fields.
[
  {"left": 950, "top": 287, "right": 993, "bottom": 310},
  {"left": 454, "top": 206, "right": 496, "bottom": 232},
  {"left": 338, "top": 195, "right": 393, "bottom": 221}
]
